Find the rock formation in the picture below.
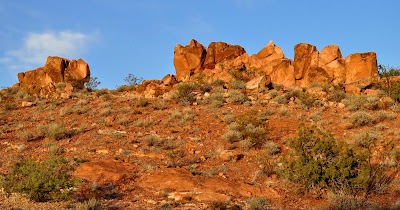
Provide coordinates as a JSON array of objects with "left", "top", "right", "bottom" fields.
[
  {"left": 14, "top": 56, "right": 90, "bottom": 98},
  {"left": 173, "top": 39, "right": 379, "bottom": 91}
]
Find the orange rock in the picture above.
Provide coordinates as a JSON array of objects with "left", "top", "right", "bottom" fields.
[
  {"left": 16, "top": 56, "right": 90, "bottom": 97},
  {"left": 173, "top": 39, "right": 206, "bottom": 81},
  {"left": 319, "top": 45, "right": 346, "bottom": 84},
  {"left": 267, "top": 58, "right": 296, "bottom": 87},
  {"left": 204, "top": 42, "right": 246, "bottom": 69},
  {"left": 345, "top": 52, "right": 379, "bottom": 86},
  {"left": 293, "top": 43, "right": 319, "bottom": 80},
  {"left": 73, "top": 160, "right": 136, "bottom": 184},
  {"left": 256, "top": 40, "right": 284, "bottom": 64},
  {"left": 345, "top": 84, "right": 361, "bottom": 95}
]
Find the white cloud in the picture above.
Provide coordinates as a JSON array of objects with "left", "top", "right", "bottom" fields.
[{"left": 1, "top": 31, "right": 91, "bottom": 72}]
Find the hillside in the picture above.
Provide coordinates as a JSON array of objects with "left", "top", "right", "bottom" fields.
[{"left": 0, "top": 81, "right": 399, "bottom": 209}]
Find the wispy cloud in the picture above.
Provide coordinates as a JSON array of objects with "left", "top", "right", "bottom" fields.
[{"left": 1, "top": 31, "right": 93, "bottom": 73}]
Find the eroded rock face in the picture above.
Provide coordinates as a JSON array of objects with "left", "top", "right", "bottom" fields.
[
  {"left": 173, "top": 39, "right": 206, "bottom": 81},
  {"left": 16, "top": 56, "right": 90, "bottom": 98},
  {"left": 345, "top": 52, "right": 379, "bottom": 86},
  {"left": 293, "top": 43, "right": 319, "bottom": 80},
  {"left": 204, "top": 42, "right": 246, "bottom": 69},
  {"left": 173, "top": 39, "right": 379, "bottom": 93}
]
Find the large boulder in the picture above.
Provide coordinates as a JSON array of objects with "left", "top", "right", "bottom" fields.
[
  {"left": 267, "top": 58, "right": 296, "bottom": 87},
  {"left": 345, "top": 52, "right": 379, "bottom": 86},
  {"left": 173, "top": 39, "right": 206, "bottom": 81},
  {"left": 319, "top": 45, "right": 346, "bottom": 85},
  {"left": 203, "top": 42, "right": 246, "bottom": 69},
  {"left": 293, "top": 43, "right": 319, "bottom": 80},
  {"left": 16, "top": 56, "right": 90, "bottom": 97}
]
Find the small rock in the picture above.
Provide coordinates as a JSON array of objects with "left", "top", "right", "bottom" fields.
[
  {"left": 337, "top": 103, "right": 345, "bottom": 109},
  {"left": 204, "top": 92, "right": 211, "bottom": 98},
  {"left": 21, "top": 101, "right": 34, "bottom": 107}
]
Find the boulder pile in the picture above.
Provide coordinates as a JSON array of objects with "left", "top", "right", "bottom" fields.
[
  {"left": 14, "top": 56, "right": 90, "bottom": 98},
  {"left": 173, "top": 39, "right": 379, "bottom": 93}
]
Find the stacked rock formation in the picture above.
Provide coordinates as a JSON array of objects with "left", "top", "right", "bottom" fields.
[
  {"left": 174, "top": 39, "right": 379, "bottom": 93},
  {"left": 14, "top": 56, "right": 90, "bottom": 98}
]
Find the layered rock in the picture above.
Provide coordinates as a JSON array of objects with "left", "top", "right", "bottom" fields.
[{"left": 15, "top": 56, "right": 90, "bottom": 98}]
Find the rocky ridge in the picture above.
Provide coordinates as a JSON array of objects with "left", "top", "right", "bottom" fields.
[{"left": 173, "top": 39, "right": 379, "bottom": 94}]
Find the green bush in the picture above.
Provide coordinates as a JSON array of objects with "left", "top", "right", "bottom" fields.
[
  {"left": 281, "top": 125, "right": 391, "bottom": 195},
  {"left": 378, "top": 64, "right": 400, "bottom": 102},
  {"left": 1, "top": 157, "right": 75, "bottom": 202}
]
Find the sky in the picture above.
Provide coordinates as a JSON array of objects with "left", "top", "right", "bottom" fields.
[{"left": 0, "top": 0, "right": 399, "bottom": 89}]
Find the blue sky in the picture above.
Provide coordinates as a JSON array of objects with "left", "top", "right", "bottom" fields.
[{"left": 0, "top": 0, "right": 399, "bottom": 89}]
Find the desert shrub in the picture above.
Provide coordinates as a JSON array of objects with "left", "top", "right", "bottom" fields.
[
  {"left": 222, "top": 130, "right": 243, "bottom": 143},
  {"left": 364, "top": 96, "right": 380, "bottom": 110},
  {"left": 378, "top": 64, "right": 400, "bottom": 102},
  {"left": 352, "top": 131, "right": 378, "bottom": 148},
  {"left": 18, "top": 130, "right": 38, "bottom": 142},
  {"left": 124, "top": 74, "right": 143, "bottom": 86},
  {"left": 268, "top": 90, "right": 279, "bottom": 98},
  {"left": 144, "top": 134, "right": 162, "bottom": 147},
  {"left": 1, "top": 157, "right": 75, "bottom": 202},
  {"left": 210, "top": 201, "right": 228, "bottom": 210},
  {"left": 263, "top": 141, "right": 280, "bottom": 155},
  {"left": 152, "top": 99, "right": 167, "bottom": 110},
  {"left": 274, "top": 95, "right": 288, "bottom": 104},
  {"left": 211, "top": 79, "right": 225, "bottom": 87},
  {"left": 37, "top": 123, "right": 77, "bottom": 140},
  {"left": 222, "top": 110, "right": 268, "bottom": 149},
  {"left": 77, "top": 198, "right": 103, "bottom": 210},
  {"left": 375, "top": 110, "right": 397, "bottom": 122},
  {"left": 135, "top": 97, "right": 149, "bottom": 107},
  {"left": 99, "top": 107, "right": 113, "bottom": 116},
  {"left": 227, "top": 90, "right": 248, "bottom": 104},
  {"left": 246, "top": 197, "right": 270, "bottom": 210},
  {"left": 327, "top": 86, "right": 347, "bottom": 102},
  {"left": 349, "top": 111, "right": 375, "bottom": 127},
  {"left": 229, "top": 80, "right": 247, "bottom": 90},
  {"left": 342, "top": 95, "right": 366, "bottom": 111},
  {"left": 325, "top": 193, "right": 368, "bottom": 210},
  {"left": 281, "top": 125, "right": 392, "bottom": 196},
  {"left": 173, "top": 82, "right": 197, "bottom": 105},
  {"left": 84, "top": 77, "right": 101, "bottom": 91},
  {"left": 134, "top": 118, "right": 155, "bottom": 127}
]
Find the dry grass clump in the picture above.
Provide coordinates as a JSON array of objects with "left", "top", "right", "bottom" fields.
[{"left": 349, "top": 111, "right": 375, "bottom": 127}]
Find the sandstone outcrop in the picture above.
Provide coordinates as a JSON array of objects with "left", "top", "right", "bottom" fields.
[
  {"left": 173, "top": 39, "right": 380, "bottom": 92},
  {"left": 173, "top": 39, "right": 206, "bottom": 81},
  {"left": 15, "top": 56, "right": 90, "bottom": 98}
]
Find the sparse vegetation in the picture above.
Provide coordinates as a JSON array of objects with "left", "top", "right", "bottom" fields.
[
  {"left": 349, "top": 111, "right": 375, "bottom": 127},
  {"left": 281, "top": 125, "right": 393, "bottom": 197},
  {"left": 37, "top": 123, "right": 77, "bottom": 140},
  {"left": 172, "top": 82, "right": 197, "bottom": 105}
]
